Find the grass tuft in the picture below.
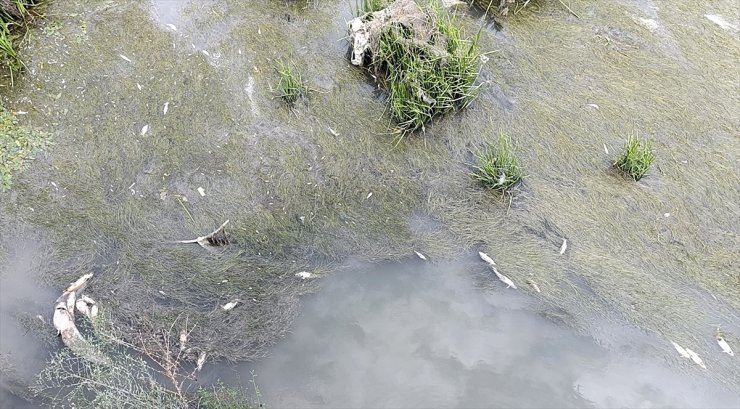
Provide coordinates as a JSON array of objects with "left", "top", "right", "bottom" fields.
[
  {"left": 614, "top": 132, "right": 654, "bottom": 181},
  {"left": 473, "top": 133, "right": 522, "bottom": 191},
  {"left": 1, "top": 0, "right": 46, "bottom": 84},
  {"left": 369, "top": 3, "right": 481, "bottom": 134},
  {"left": 274, "top": 60, "right": 307, "bottom": 104}
]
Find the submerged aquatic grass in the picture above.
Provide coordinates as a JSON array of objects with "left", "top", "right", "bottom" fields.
[
  {"left": 358, "top": 0, "right": 481, "bottom": 134},
  {"left": 274, "top": 60, "right": 307, "bottom": 104},
  {"left": 0, "top": 105, "right": 51, "bottom": 191},
  {"left": 615, "top": 132, "right": 654, "bottom": 180},
  {"left": 473, "top": 133, "right": 522, "bottom": 191}
]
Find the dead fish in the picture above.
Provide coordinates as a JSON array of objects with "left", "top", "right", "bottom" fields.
[
  {"left": 176, "top": 220, "right": 230, "bottom": 248},
  {"left": 685, "top": 348, "right": 706, "bottom": 369},
  {"left": 603, "top": 144, "right": 609, "bottom": 154},
  {"left": 221, "top": 299, "right": 240, "bottom": 311},
  {"left": 328, "top": 127, "right": 339, "bottom": 137},
  {"left": 197, "top": 187, "right": 206, "bottom": 197},
  {"left": 63, "top": 273, "right": 94, "bottom": 293},
  {"left": 717, "top": 336, "right": 734, "bottom": 356},
  {"left": 119, "top": 54, "right": 131, "bottom": 62},
  {"left": 179, "top": 329, "right": 188, "bottom": 352},
  {"left": 527, "top": 279, "right": 541, "bottom": 293},
  {"left": 366, "top": 192, "right": 373, "bottom": 200},
  {"left": 163, "top": 101, "right": 169, "bottom": 115},
  {"left": 559, "top": 238, "right": 568, "bottom": 255},
  {"left": 493, "top": 267, "right": 517, "bottom": 289},
  {"left": 166, "top": 23, "right": 177, "bottom": 31},
  {"left": 415, "top": 251, "right": 427, "bottom": 261},
  {"left": 79, "top": 295, "right": 98, "bottom": 319},
  {"left": 478, "top": 251, "right": 496, "bottom": 266},
  {"left": 36, "top": 315, "right": 45, "bottom": 324},
  {"left": 141, "top": 124, "right": 149, "bottom": 136},
  {"left": 196, "top": 351, "right": 207, "bottom": 372},
  {"left": 295, "top": 271, "right": 313, "bottom": 279},
  {"left": 671, "top": 340, "right": 691, "bottom": 359}
]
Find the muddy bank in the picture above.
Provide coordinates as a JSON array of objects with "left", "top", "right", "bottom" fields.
[{"left": 0, "top": 0, "right": 739, "bottom": 404}]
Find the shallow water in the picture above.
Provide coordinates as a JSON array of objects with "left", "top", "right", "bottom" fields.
[
  {"left": 209, "top": 261, "right": 739, "bottom": 408},
  {"left": 1, "top": 0, "right": 739, "bottom": 406}
]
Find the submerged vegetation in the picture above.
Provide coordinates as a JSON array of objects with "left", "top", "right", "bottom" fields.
[
  {"left": 614, "top": 133, "right": 654, "bottom": 181},
  {"left": 274, "top": 60, "right": 307, "bottom": 104},
  {"left": 0, "top": 104, "right": 50, "bottom": 191},
  {"left": 350, "top": 0, "right": 481, "bottom": 134},
  {"left": 473, "top": 133, "right": 522, "bottom": 191}
]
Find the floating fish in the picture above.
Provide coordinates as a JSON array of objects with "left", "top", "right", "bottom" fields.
[
  {"left": 166, "top": 23, "right": 177, "bottom": 31},
  {"left": 685, "top": 348, "right": 706, "bottom": 369},
  {"left": 221, "top": 300, "right": 240, "bottom": 311},
  {"left": 671, "top": 340, "right": 691, "bottom": 359},
  {"left": 179, "top": 329, "right": 188, "bottom": 352},
  {"left": 366, "top": 192, "right": 373, "bottom": 199},
  {"left": 493, "top": 267, "right": 517, "bottom": 289},
  {"left": 717, "top": 336, "right": 734, "bottom": 356},
  {"left": 528, "top": 280, "right": 541, "bottom": 293},
  {"left": 197, "top": 187, "right": 206, "bottom": 197},
  {"left": 478, "top": 251, "right": 496, "bottom": 266},
  {"left": 163, "top": 101, "right": 169, "bottom": 115},
  {"left": 141, "top": 124, "right": 149, "bottom": 136},
  {"left": 415, "top": 251, "right": 427, "bottom": 261},
  {"left": 119, "top": 54, "right": 131, "bottom": 62},
  {"left": 328, "top": 127, "right": 339, "bottom": 137},
  {"left": 603, "top": 144, "right": 609, "bottom": 154},
  {"left": 176, "top": 220, "right": 230, "bottom": 248},
  {"left": 295, "top": 271, "right": 312, "bottom": 279},
  {"left": 196, "top": 351, "right": 207, "bottom": 372},
  {"left": 559, "top": 238, "right": 568, "bottom": 255}
]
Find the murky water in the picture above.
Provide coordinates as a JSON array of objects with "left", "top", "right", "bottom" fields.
[
  {"left": 209, "top": 260, "right": 739, "bottom": 408},
  {"left": 1, "top": 0, "right": 739, "bottom": 406}
]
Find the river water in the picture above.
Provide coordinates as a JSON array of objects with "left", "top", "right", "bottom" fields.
[{"left": 1, "top": 0, "right": 739, "bottom": 407}]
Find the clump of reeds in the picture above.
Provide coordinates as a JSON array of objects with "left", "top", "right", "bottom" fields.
[
  {"left": 371, "top": 4, "right": 480, "bottom": 134},
  {"left": 473, "top": 133, "right": 522, "bottom": 191},
  {"left": 274, "top": 60, "right": 307, "bottom": 105},
  {"left": 614, "top": 132, "right": 654, "bottom": 181},
  {"left": 1, "top": 0, "right": 45, "bottom": 83}
]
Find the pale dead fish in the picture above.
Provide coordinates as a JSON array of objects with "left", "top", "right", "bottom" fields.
[
  {"left": 717, "top": 336, "right": 734, "bottom": 356},
  {"left": 559, "top": 238, "right": 568, "bottom": 255},
  {"left": 221, "top": 299, "right": 240, "bottom": 311},
  {"left": 175, "top": 220, "right": 229, "bottom": 248},
  {"left": 141, "top": 124, "right": 149, "bottom": 136},
  {"left": 63, "top": 273, "right": 94, "bottom": 293},
  {"left": 671, "top": 340, "right": 691, "bottom": 359},
  {"left": 15, "top": 111, "right": 28, "bottom": 115},
  {"left": 415, "top": 251, "right": 427, "bottom": 261},
  {"left": 587, "top": 103, "right": 599, "bottom": 110},
  {"left": 36, "top": 314, "right": 45, "bottom": 324},
  {"left": 603, "top": 144, "right": 609, "bottom": 154},
  {"left": 366, "top": 192, "right": 373, "bottom": 199},
  {"left": 295, "top": 271, "right": 312, "bottom": 279},
  {"left": 492, "top": 267, "right": 517, "bottom": 289},
  {"left": 478, "top": 251, "right": 496, "bottom": 266},
  {"left": 166, "top": 23, "right": 177, "bottom": 31},
  {"left": 328, "top": 127, "right": 339, "bottom": 137},
  {"left": 136, "top": 83, "right": 142, "bottom": 91},
  {"left": 197, "top": 187, "right": 206, "bottom": 197},
  {"left": 163, "top": 101, "right": 169, "bottom": 115},
  {"left": 196, "top": 351, "right": 207, "bottom": 372},
  {"left": 685, "top": 348, "right": 706, "bottom": 369},
  {"left": 119, "top": 54, "right": 131, "bottom": 62},
  {"left": 527, "top": 280, "right": 541, "bottom": 293},
  {"left": 179, "top": 329, "right": 188, "bottom": 352},
  {"left": 705, "top": 14, "right": 738, "bottom": 32}
]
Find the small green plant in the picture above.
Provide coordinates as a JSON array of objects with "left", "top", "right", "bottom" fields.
[
  {"left": 275, "top": 60, "right": 307, "bottom": 104},
  {"left": 1, "top": 105, "right": 51, "bottom": 191},
  {"left": 362, "top": 2, "right": 481, "bottom": 134},
  {"left": 356, "top": 0, "right": 387, "bottom": 14},
  {"left": 473, "top": 133, "right": 522, "bottom": 192},
  {"left": 614, "top": 132, "right": 654, "bottom": 180}
]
